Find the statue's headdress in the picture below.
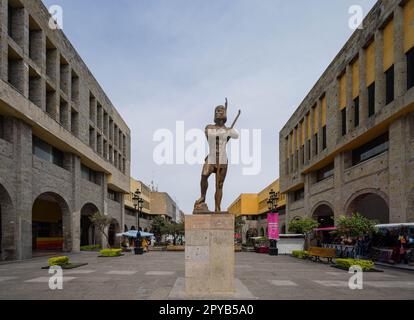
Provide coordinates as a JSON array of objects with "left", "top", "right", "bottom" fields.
[{"left": 214, "top": 98, "right": 228, "bottom": 124}]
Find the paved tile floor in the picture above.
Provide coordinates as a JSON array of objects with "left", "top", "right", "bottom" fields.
[{"left": 0, "top": 252, "right": 413, "bottom": 300}]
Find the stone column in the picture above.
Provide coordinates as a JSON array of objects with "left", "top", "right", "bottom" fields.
[
  {"left": 394, "top": 5, "right": 406, "bottom": 99},
  {"left": 333, "top": 153, "right": 344, "bottom": 219},
  {"left": 375, "top": 30, "right": 386, "bottom": 112},
  {"left": 12, "top": 119, "right": 33, "bottom": 260},
  {"left": 71, "top": 155, "right": 81, "bottom": 252},
  {"left": 388, "top": 117, "right": 408, "bottom": 223}
]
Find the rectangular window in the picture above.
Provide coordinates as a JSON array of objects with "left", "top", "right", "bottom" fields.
[
  {"left": 293, "top": 189, "right": 305, "bottom": 202},
  {"left": 352, "top": 133, "right": 389, "bottom": 166},
  {"left": 108, "top": 189, "right": 120, "bottom": 203},
  {"left": 33, "top": 136, "right": 64, "bottom": 168},
  {"left": 368, "top": 83, "right": 375, "bottom": 117},
  {"left": 314, "top": 133, "right": 318, "bottom": 155},
  {"left": 316, "top": 162, "right": 334, "bottom": 182},
  {"left": 341, "top": 108, "right": 347, "bottom": 136},
  {"left": 307, "top": 140, "right": 311, "bottom": 160},
  {"left": 81, "top": 164, "right": 101, "bottom": 185},
  {"left": 322, "top": 126, "right": 327, "bottom": 150},
  {"left": 354, "top": 97, "right": 360, "bottom": 127},
  {"left": 52, "top": 148, "right": 64, "bottom": 167},
  {"left": 385, "top": 65, "right": 394, "bottom": 105},
  {"left": 407, "top": 47, "right": 414, "bottom": 90},
  {"left": 33, "top": 136, "right": 52, "bottom": 162}
]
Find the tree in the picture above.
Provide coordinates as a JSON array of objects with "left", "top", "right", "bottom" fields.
[
  {"left": 167, "top": 221, "right": 185, "bottom": 245},
  {"left": 89, "top": 212, "right": 113, "bottom": 248},
  {"left": 150, "top": 216, "right": 169, "bottom": 243},
  {"left": 336, "top": 213, "right": 378, "bottom": 238},
  {"left": 288, "top": 217, "right": 319, "bottom": 249}
]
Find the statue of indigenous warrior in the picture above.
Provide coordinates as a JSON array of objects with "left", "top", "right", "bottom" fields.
[{"left": 194, "top": 99, "right": 241, "bottom": 213}]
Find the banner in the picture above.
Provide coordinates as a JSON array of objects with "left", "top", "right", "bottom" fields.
[{"left": 267, "top": 213, "right": 279, "bottom": 240}]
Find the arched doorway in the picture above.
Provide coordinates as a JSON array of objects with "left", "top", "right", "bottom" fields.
[
  {"left": 346, "top": 191, "right": 389, "bottom": 224},
  {"left": 80, "top": 203, "right": 99, "bottom": 247},
  {"left": 108, "top": 219, "right": 120, "bottom": 248},
  {"left": 312, "top": 203, "right": 335, "bottom": 228},
  {"left": 0, "top": 183, "right": 15, "bottom": 261},
  {"left": 32, "top": 192, "right": 71, "bottom": 254}
]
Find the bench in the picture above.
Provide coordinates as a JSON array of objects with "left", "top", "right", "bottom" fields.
[{"left": 306, "top": 247, "right": 336, "bottom": 264}]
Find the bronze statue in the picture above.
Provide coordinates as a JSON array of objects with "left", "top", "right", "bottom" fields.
[{"left": 194, "top": 99, "right": 241, "bottom": 213}]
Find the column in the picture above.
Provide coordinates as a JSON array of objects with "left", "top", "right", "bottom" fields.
[
  {"left": 388, "top": 117, "right": 408, "bottom": 223},
  {"left": 12, "top": 119, "right": 33, "bottom": 260},
  {"left": 394, "top": 5, "right": 406, "bottom": 99},
  {"left": 71, "top": 155, "right": 81, "bottom": 252}
]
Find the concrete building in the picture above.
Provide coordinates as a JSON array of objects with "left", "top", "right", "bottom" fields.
[
  {"left": 279, "top": 0, "right": 414, "bottom": 229},
  {"left": 228, "top": 180, "right": 286, "bottom": 244},
  {"left": 124, "top": 178, "right": 153, "bottom": 232},
  {"left": 150, "top": 192, "right": 178, "bottom": 222},
  {"left": 0, "top": 0, "right": 131, "bottom": 260}
]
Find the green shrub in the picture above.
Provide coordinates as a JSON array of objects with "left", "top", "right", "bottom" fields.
[
  {"left": 292, "top": 250, "right": 307, "bottom": 259},
  {"left": 336, "top": 258, "right": 374, "bottom": 271},
  {"left": 80, "top": 245, "right": 101, "bottom": 251},
  {"left": 48, "top": 256, "right": 70, "bottom": 267},
  {"left": 99, "top": 249, "right": 122, "bottom": 257}
]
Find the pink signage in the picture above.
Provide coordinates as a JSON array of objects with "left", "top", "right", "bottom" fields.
[{"left": 267, "top": 213, "right": 280, "bottom": 240}]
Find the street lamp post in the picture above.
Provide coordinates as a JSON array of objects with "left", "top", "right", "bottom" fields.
[
  {"left": 132, "top": 189, "right": 144, "bottom": 255},
  {"left": 267, "top": 189, "right": 279, "bottom": 256}
]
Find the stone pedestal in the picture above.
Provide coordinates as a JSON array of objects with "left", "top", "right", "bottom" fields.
[{"left": 185, "top": 214, "right": 235, "bottom": 297}]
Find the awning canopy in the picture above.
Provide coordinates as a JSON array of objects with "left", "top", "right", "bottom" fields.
[{"left": 116, "top": 231, "right": 154, "bottom": 238}]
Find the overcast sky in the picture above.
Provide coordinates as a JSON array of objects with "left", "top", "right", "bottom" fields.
[{"left": 43, "top": 0, "right": 376, "bottom": 214}]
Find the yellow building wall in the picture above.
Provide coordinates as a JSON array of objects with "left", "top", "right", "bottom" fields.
[
  {"left": 404, "top": 0, "right": 414, "bottom": 53},
  {"left": 339, "top": 73, "right": 347, "bottom": 110},
  {"left": 313, "top": 104, "right": 319, "bottom": 133},
  {"left": 366, "top": 41, "right": 376, "bottom": 86},
  {"left": 228, "top": 194, "right": 258, "bottom": 216},
  {"left": 321, "top": 96, "right": 327, "bottom": 127},
  {"left": 383, "top": 19, "right": 394, "bottom": 72},
  {"left": 125, "top": 178, "right": 151, "bottom": 214},
  {"left": 228, "top": 180, "right": 287, "bottom": 216}
]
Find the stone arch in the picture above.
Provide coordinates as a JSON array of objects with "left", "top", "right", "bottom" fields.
[
  {"left": 32, "top": 192, "right": 72, "bottom": 253},
  {"left": 80, "top": 203, "right": 100, "bottom": 247},
  {"left": 345, "top": 188, "right": 389, "bottom": 224},
  {"left": 312, "top": 201, "right": 335, "bottom": 228},
  {"left": 0, "top": 182, "right": 15, "bottom": 261}
]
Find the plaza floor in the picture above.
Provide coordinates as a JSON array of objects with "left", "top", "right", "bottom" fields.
[{"left": 0, "top": 252, "right": 413, "bottom": 300}]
